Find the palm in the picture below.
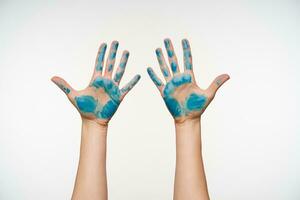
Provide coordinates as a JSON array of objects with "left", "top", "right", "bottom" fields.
[
  {"left": 52, "top": 41, "right": 140, "bottom": 125},
  {"left": 147, "top": 39, "right": 229, "bottom": 122}
]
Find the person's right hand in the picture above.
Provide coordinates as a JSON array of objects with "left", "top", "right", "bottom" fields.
[
  {"left": 52, "top": 41, "right": 141, "bottom": 126},
  {"left": 147, "top": 38, "right": 230, "bottom": 123}
]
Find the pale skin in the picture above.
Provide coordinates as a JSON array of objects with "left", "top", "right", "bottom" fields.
[
  {"left": 147, "top": 38, "right": 230, "bottom": 200},
  {"left": 52, "top": 39, "right": 229, "bottom": 200},
  {"left": 51, "top": 41, "right": 140, "bottom": 200}
]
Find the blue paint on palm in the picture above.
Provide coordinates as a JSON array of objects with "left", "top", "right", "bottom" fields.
[
  {"left": 163, "top": 96, "right": 182, "bottom": 117},
  {"left": 162, "top": 74, "right": 207, "bottom": 118},
  {"left": 185, "top": 93, "right": 207, "bottom": 111},
  {"left": 74, "top": 77, "right": 122, "bottom": 119},
  {"left": 75, "top": 95, "right": 97, "bottom": 113},
  {"left": 163, "top": 74, "right": 192, "bottom": 96},
  {"left": 92, "top": 77, "right": 121, "bottom": 102},
  {"left": 99, "top": 100, "right": 119, "bottom": 119}
]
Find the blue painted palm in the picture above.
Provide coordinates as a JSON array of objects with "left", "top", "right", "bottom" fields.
[
  {"left": 52, "top": 41, "right": 140, "bottom": 125},
  {"left": 147, "top": 39, "right": 229, "bottom": 123}
]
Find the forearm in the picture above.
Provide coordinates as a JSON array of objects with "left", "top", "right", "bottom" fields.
[
  {"left": 173, "top": 118, "right": 209, "bottom": 200},
  {"left": 72, "top": 119, "right": 108, "bottom": 200}
]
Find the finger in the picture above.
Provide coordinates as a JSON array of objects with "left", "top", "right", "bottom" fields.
[
  {"left": 113, "top": 50, "right": 129, "bottom": 84},
  {"left": 155, "top": 48, "right": 171, "bottom": 81},
  {"left": 147, "top": 67, "right": 164, "bottom": 92},
  {"left": 182, "top": 39, "right": 194, "bottom": 71},
  {"left": 104, "top": 41, "right": 119, "bottom": 78},
  {"left": 94, "top": 43, "right": 107, "bottom": 75},
  {"left": 206, "top": 74, "right": 230, "bottom": 96},
  {"left": 164, "top": 38, "right": 179, "bottom": 75},
  {"left": 120, "top": 74, "right": 141, "bottom": 98},
  {"left": 51, "top": 76, "right": 74, "bottom": 96}
]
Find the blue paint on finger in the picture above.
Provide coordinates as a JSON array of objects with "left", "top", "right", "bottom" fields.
[
  {"left": 171, "top": 62, "right": 177, "bottom": 72},
  {"left": 58, "top": 83, "right": 70, "bottom": 94},
  {"left": 114, "top": 71, "right": 123, "bottom": 82},
  {"left": 182, "top": 39, "right": 190, "bottom": 49},
  {"left": 162, "top": 68, "right": 169, "bottom": 77},
  {"left": 96, "top": 44, "right": 107, "bottom": 71},
  {"left": 147, "top": 68, "right": 163, "bottom": 87},
  {"left": 121, "top": 75, "right": 141, "bottom": 94},
  {"left": 108, "top": 64, "right": 113, "bottom": 72}
]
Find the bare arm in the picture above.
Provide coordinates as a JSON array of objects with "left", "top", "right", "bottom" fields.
[
  {"left": 72, "top": 119, "right": 108, "bottom": 199},
  {"left": 147, "top": 38, "right": 229, "bottom": 200},
  {"left": 52, "top": 41, "right": 140, "bottom": 200},
  {"left": 174, "top": 119, "right": 208, "bottom": 200}
]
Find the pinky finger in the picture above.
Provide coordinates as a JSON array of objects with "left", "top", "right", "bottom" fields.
[
  {"left": 51, "top": 76, "right": 74, "bottom": 96},
  {"left": 147, "top": 67, "right": 164, "bottom": 92},
  {"left": 120, "top": 74, "right": 141, "bottom": 99},
  {"left": 206, "top": 74, "right": 230, "bottom": 96}
]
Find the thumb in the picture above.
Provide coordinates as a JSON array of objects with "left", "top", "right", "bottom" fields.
[
  {"left": 51, "top": 76, "right": 74, "bottom": 96},
  {"left": 207, "top": 74, "right": 230, "bottom": 96}
]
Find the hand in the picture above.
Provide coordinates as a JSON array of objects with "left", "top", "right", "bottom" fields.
[
  {"left": 147, "top": 38, "right": 229, "bottom": 123},
  {"left": 52, "top": 41, "right": 141, "bottom": 126}
]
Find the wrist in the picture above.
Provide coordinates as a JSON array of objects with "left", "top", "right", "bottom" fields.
[
  {"left": 175, "top": 117, "right": 200, "bottom": 128},
  {"left": 82, "top": 118, "right": 108, "bottom": 135}
]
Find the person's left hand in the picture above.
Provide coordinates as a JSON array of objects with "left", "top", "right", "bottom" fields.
[{"left": 147, "top": 38, "right": 229, "bottom": 123}]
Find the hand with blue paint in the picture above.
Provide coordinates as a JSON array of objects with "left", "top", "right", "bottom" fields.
[
  {"left": 51, "top": 41, "right": 141, "bottom": 126},
  {"left": 147, "top": 38, "right": 230, "bottom": 123}
]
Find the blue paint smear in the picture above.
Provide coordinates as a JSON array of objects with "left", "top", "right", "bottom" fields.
[
  {"left": 108, "top": 64, "right": 113, "bottom": 71},
  {"left": 164, "top": 39, "right": 171, "bottom": 48},
  {"left": 185, "top": 93, "right": 207, "bottom": 111},
  {"left": 96, "top": 44, "right": 107, "bottom": 71},
  {"left": 182, "top": 39, "right": 189, "bottom": 49},
  {"left": 163, "top": 74, "right": 192, "bottom": 96},
  {"left": 75, "top": 95, "right": 97, "bottom": 113},
  {"left": 155, "top": 49, "right": 162, "bottom": 57},
  {"left": 171, "top": 62, "right": 177, "bottom": 72},
  {"left": 147, "top": 68, "right": 162, "bottom": 86},
  {"left": 99, "top": 100, "right": 119, "bottom": 119},
  {"left": 185, "top": 61, "right": 192, "bottom": 70},
  {"left": 164, "top": 97, "right": 182, "bottom": 117},
  {"left": 114, "top": 72, "right": 122, "bottom": 82},
  {"left": 184, "top": 51, "right": 191, "bottom": 58},
  {"left": 91, "top": 77, "right": 121, "bottom": 102},
  {"left": 162, "top": 68, "right": 169, "bottom": 77},
  {"left": 119, "top": 62, "right": 126, "bottom": 69},
  {"left": 167, "top": 49, "right": 174, "bottom": 57},
  {"left": 125, "top": 52, "right": 129, "bottom": 59},
  {"left": 58, "top": 83, "right": 70, "bottom": 94}
]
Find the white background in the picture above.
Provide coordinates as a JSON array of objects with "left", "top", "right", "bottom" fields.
[{"left": 0, "top": 0, "right": 299, "bottom": 199}]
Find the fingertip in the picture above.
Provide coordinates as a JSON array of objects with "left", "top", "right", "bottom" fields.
[
  {"left": 123, "top": 50, "right": 130, "bottom": 55},
  {"left": 147, "top": 67, "right": 152, "bottom": 74},
  {"left": 155, "top": 48, "right": 162, "bottom": 55},
  {"left": 164, "top": 38, "right": 171, "bottom": 46},
  {"left": 112, "top": 40, "right": 119, "bottom": 45},
  {"left": 51, "top": 76, "right": 59, "bottom": 83},
  {"left": 100, "top": 42, "right": 107, "bottom": 48}
]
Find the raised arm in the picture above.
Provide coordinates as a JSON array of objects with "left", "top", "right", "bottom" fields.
[
  {"left": 147, "top": 38, "right": 229, "bottom": 200},
  {"left": 51, "top": 41, "right": 140, "bottom": 200}
]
